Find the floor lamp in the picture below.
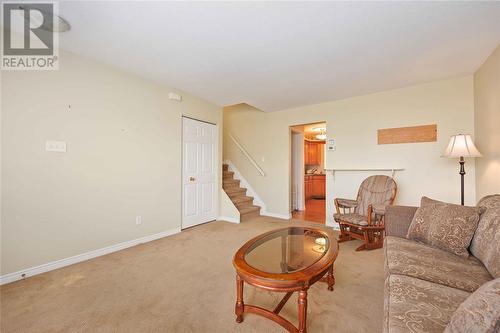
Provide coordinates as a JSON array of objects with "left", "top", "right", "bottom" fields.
[{"left": 442, "top": 134, "right": 481, "bottom": 205}]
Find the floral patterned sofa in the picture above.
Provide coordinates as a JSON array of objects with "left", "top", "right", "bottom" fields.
[{"left": 383, "top": 195, "right": 500, "bottom": 333}]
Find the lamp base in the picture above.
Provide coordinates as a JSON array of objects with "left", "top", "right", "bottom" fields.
[{"left": 459, "top": 157, "right": 465, "bottom": 206}]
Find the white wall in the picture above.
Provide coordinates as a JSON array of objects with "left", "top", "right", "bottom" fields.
[
  {"left": 1, "top": 50, "right": 222, "bottom": 275},
  {"left": 218, "top": 190, "right": 240, "bottom": 223},
  {"left": 474, "top": 45, "right": 500, "bottom": 199},
  {"left": 224, "top": 76, "right": 476, "bottom": 225}
]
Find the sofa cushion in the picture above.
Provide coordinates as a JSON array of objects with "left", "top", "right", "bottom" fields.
[
  {"left": 444, "top": 278, "right": 500, "bottom": 333},
  {"left": 385, "top": 236, "right": 492, "bottom": 292},
  {"left": 384, "top": 274, "right": 470, "bottom": 333},
  {"left": 333, "top": 213, "right": 368, "bottom": 226},
  {"left": 406, "top": 196, "right": 482, "bottom": 257},
  {"left": 470, "top": 194, "right": 500, "bottom": 278}
]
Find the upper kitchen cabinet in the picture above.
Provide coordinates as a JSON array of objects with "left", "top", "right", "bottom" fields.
[{"left": 304, "top": 140, "right": 324, "bottom": 165}]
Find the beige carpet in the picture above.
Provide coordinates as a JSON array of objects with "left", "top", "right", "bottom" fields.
[{"left": 0, "top": 217, "right": 384, "bottom": 333}]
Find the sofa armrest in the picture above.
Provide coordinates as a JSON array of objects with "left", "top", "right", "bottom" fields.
[{"left": 385, "top": 205, "right": 418, "bottom": 238}]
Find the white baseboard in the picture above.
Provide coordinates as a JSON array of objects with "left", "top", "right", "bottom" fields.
[
  {"left": 262, "top": 211, "right": 292, "bottom": 220},
  {"left": 0, "top": 227, "right": 181, "bottom": 285},
  {"left": 217, "top": 216, "right": 240, "bottom": 224}
]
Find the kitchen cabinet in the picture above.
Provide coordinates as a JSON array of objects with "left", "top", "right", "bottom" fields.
[
  {"left": 304, "top": 175, "right": 313, "bottom": 200},
  {"left": 304, "top": 141, "right": 310, "bottom": 164},
  {"left": 304, "top": 174, "right": 325, "bottom": 200},
  {"left": 304, "top": 140, "right": 324, "bottom": 165},
  {"left": 312, "top": 175, "right": 326, "bottom": 198}
]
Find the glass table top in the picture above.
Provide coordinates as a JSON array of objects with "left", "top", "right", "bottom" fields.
[{"left": 244, "top": 227, "right": 330, "bottom": 274}]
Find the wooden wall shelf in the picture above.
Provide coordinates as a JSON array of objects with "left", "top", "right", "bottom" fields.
[{"left": 377, "top": 124, "right": 437, "bottom": 145}]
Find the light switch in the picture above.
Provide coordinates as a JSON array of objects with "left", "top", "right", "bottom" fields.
[
  {"left": 45, "top": 141, "right": 66, "bottom": 153},
  {"left": 327, "top": 139, "right": 336, "bottom": 151}
]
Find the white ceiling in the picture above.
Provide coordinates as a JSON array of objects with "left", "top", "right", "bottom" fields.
[{"left": 57, "top": 1, "right": 500, "bottom": 111}]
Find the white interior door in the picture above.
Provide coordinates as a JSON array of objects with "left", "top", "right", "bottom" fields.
[{"left": 182, "top": 117, "right": 218, "bottom": 229}]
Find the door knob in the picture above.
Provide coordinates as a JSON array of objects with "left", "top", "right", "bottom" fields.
[{"left": 189, "top": 177, "right": 196, "bottom": 182}]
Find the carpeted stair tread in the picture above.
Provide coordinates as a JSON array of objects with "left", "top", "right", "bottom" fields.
[{"left": 222, "top": 164, "right": 261, "bottom": 221}]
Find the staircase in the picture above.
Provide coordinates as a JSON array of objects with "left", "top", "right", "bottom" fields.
[{"left": 223, "top": 164, "right": 261, "bottom": 221}]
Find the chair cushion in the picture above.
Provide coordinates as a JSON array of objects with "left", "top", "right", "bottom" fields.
[
  {"left": 385, "top": 236, "right": 492, "bottom": 292},
  {"left": 444, "top": 278, "right": 500, "bottom": 333},
  {"left": 372, "top": 203, "right": 387, "bottom": 215},
  {"left": 336, "top": 198, "right": 358, "bottom": 208},
  {"left": 384, "top": 274, "right": 470, "bottom": 333},
  {"left": 333, "top": 213, "right": 368, "bottom": 226},
  {"left": 356, "top": 175, "right": 397, "bottom": 216},
  {"left": 406, "top": 196, "right": 482, "bottom": 257},
  {"left": 470, "top": 194, "right": 500, "bottom": 278}
]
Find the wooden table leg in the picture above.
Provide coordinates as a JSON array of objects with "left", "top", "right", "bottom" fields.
[
  {"left": 327, "top": 264, "right": 335, "bottom": 291},
  {"left": 298, "top": 290, "right": 307, "bottom": 333},
  {"left": 235, "top": 275, "right": 244, "bottom": 323}
]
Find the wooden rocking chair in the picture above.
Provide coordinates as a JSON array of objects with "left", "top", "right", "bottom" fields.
[{"left": 334, "top": 175, "right": 397, "bottom": 251}]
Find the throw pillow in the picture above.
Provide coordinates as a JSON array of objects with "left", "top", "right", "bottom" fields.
[
  {"left": 406, "top": 196, "right": 482, "bottom": 257},
  {"left": 470, "top": 194, "right": 500, "bottom": 278}
]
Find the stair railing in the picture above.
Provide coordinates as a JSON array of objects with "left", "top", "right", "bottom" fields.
[{"left": 228, "top": 133, "right": 266, "bottom": 177}]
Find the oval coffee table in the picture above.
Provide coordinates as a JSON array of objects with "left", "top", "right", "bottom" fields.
[{"left": 233, "top": 226, "right": 339, "bottom": 333}]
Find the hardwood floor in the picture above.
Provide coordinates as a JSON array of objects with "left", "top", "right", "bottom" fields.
[{"left": 292, "top": 199, "right": 326, "bottom": 224}]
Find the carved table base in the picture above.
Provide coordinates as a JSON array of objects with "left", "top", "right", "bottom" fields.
[{"left": 235, "top": 265, "right": 335, "bottom": 333}]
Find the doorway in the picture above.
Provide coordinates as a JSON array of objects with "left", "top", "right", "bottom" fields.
[
  {"left": 290, "top": 122, "right": 327, "bottom": 224},
  {"left": 181, "top": 116, "right": 218, "bottom": 229}
]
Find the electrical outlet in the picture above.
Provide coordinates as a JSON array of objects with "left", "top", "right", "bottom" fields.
[
  {"left": 135, "top": 216, "right": 142, "bottom": 225},
  {"left": 168, "top": 92, "right": 182, "bottom": 102}
]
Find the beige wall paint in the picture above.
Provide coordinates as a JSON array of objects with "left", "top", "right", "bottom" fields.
[
  {"left": 474, "top": 45, "right": 500, "bottom": 199},
  {"left": 1, "top": 50, "right": 222, "bottom": 275},
  {"left": 219, "top": 190, "right": 240, "bottom": 222},
  {"left": 224, "top": 76, "right": 476, "bottom": 224}
]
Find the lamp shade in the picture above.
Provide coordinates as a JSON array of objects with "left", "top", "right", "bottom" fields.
[{"left": 442, "top": 134, "right": 482, "bottom": 158}]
